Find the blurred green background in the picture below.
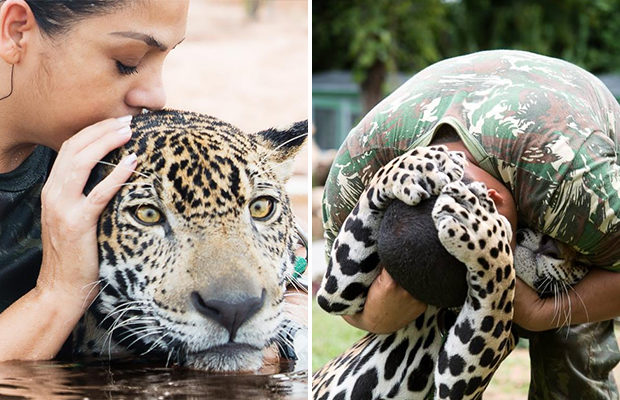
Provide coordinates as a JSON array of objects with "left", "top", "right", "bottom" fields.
[{"left": 312, "top": 0, "right": 620, "bottom": 148}]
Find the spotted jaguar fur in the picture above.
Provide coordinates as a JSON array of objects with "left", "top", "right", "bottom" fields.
[
  {"left": 73, "top": 110, "right": 307, "bottom": 372},
  {"left": 314, "top": 146, "right": 586, "bottom": 399}
]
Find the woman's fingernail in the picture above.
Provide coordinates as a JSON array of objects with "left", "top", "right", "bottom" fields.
[
  {"left": 118, "top": 125, "right": 132, "bottom": 136},
  {"left": 117, "top": 115, "right": 133, "bottom": 124},
  {"left": 123, "top": 153, "right": 137, "bottom": 166}
]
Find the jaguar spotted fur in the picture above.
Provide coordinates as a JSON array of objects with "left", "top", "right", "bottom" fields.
[
  {"left": 74, "top": 110, "right": 308, "bottom": 372},
  {"left": 314, "top": 146, "right": 587, "bottom": 399}
]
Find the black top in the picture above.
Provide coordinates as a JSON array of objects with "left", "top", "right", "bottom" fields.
[{"left": 0, "top": 146, "right": 55, "bottom": 312}]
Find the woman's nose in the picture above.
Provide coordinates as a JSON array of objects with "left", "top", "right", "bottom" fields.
[{"left": 125, "top": 73, "right": 167, "bottom": 111}]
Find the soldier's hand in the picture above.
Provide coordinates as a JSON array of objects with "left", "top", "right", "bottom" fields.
[
  {"left": 342, "top": 268, "right": 427, "bottom": 334},
  {"left": 512, "top": 278, "right": 554, "bottom": 331}
]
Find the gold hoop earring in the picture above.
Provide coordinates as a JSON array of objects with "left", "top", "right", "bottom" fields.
[{"left": 0, "top": 64, "right": 14, "bottom": 101}]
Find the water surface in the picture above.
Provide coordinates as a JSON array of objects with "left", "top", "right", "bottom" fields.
[{"left": 0, "top": 359, "right": 307, "bottom": 400}]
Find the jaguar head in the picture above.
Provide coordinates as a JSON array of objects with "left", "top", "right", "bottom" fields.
[
  {"left": 514, "top": 229, "right": 588, "bottom": 299},
  {"left": 86, "top": 110, "right": 307, "bottom": 371}
]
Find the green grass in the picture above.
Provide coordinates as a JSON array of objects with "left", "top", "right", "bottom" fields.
[{"left": 312, "top": 300, "right": 366, "bottom": 371}]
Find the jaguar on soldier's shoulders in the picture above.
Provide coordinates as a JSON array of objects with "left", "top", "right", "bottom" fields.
[{"left": 72, "top": 110, "right": 308, "bottom": 373}]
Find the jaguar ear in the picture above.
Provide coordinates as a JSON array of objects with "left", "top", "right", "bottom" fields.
[{"left": 254, "top": 120, "right": 308, "bottom": 181}]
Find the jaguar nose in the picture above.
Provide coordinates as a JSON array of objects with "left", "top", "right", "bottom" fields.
[
  {"left": 191, "top": 288, "right": 266, "bottom": 341},
  {"left": 536, "top": 235, "right": 561, "bottom": 259}
]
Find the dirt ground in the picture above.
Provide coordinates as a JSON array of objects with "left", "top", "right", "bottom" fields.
[
  {"left": 162, "top": 0, "right": 309, "bottom": 229},
  {"left": 483, "top": 332, "right": 620, "bottom": 399}
]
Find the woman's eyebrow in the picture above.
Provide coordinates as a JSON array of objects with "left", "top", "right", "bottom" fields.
[{"left": 110, "top": 31, "right": 168, "bottom": 51}]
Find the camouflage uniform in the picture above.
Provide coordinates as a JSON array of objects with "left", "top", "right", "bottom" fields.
[
  {"left": 0, "top": 146, "right": 54, "bottom": 312},
  {"left": 322, "top": 50, "right": 620, "bottom": 399}
]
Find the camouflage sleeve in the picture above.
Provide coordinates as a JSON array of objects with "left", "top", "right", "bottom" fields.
[
  {"left": 542, "top": 131, "right": 620, "bottom": 270},
  {"left": 321, "top": 143, "right": 366, "bottom": 263}
]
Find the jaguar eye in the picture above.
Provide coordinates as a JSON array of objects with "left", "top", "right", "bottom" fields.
[
  {"left": 249, "top": 196, "right": 275, "bottom": 220},
  {"left": 134, "top": 205, "right": 163, "bottom": 225}
]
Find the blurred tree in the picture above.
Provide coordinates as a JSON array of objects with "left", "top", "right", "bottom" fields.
[
  {"left": 313, "top": 0, "right": 448, "bottom": 113},
  {"left": 244, "top": 0, "right": 261, "bottom": 20},
  {"left": 442, "top": 0, "right": 620, "bottom": 73},
  {"left": 314, "top": 0, "right": 620, "bottom": 112}
]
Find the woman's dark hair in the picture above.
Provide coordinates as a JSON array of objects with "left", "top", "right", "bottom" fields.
[
  {"left": 378, "top": 197, "right": 469, "bottom": 308},
  {"left": 25, "top": 0, "right": 127, "bottom": 36}
]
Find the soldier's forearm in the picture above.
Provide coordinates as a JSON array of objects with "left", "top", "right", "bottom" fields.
[{"left": 514, "top": 267, "right": 620, "bottom": 331}]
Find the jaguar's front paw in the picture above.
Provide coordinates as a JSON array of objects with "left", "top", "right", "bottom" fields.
[
  {"left": 432, "top": 181, "right": 513, "bottom": 280},
  {"left": 364, "top": 146, "right": 466, "bottom": 212}
]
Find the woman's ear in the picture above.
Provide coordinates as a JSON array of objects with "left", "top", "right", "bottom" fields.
[{"left": 0, "top": 0, "right": 36, "bottom": 64}]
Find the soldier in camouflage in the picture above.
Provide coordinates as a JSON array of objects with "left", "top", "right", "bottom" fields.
[{"left": 322, "top": 50, "right": 620, "bottom": 399}]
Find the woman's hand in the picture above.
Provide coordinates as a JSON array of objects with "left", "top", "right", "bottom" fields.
[
  {"left": 37, "top": 116, "right": 137, "bottom": 306},
  {"left": 0, "top": 116, "right": 138, "bottom": 361},
  {"left": 343, "top": 267, "right": 427, "bottom": 334}
]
